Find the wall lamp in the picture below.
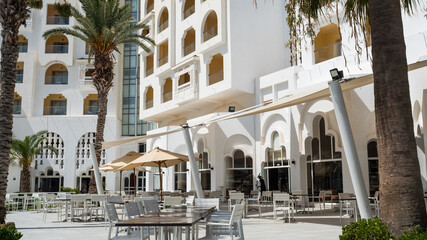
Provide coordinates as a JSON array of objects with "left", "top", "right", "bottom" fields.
[
  {"left": 228, "top": 106, "right": 236, "bottom": 112},
  {"left": 330, "top": 68, "right": 344, "bottom": 81}
]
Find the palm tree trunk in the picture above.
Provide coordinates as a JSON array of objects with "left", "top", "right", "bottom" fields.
[
  {"left": 0, "top": 0, "right": 29, "bottom": 224},
  {"left": 19, "top": 166, "right": 31, "bottom": 193},
  {"left": 369, "top": 0, "right": 427, "bottom": 235},
  {"left": 88, "top": 52, "right": 114, "bottom": 194}
]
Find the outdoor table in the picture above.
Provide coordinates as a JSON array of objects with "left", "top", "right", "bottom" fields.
[
  {"left": 291, "top": 194, "right": 313, "bottom": 214},
  {"left": 116, "top": 207, "right": 215, "bottom": 240}
]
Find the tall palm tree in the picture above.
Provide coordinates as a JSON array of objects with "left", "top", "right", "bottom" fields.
[
  {"left": 43, "top": 0, "right": 154, "bottom": 193},
  {"left": 258, "top": 0, "right": 426, "bottom": 235},
  {"left": 0, "top": 0, "right": 42, "bottom": 224},
  {"left": 10, "top": 130, "right": 58, "bottom": 192}
]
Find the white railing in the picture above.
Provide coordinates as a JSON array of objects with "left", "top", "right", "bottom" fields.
[
  {"left": 46, "top": 16, "right": 69, "bottom": 25},
  {"left": 208, "top": 69, "right": 224, "bottom": 85},
  {"left": 163, "top": 91, "right": 172, "bottom": 103},
  {"left": 183, "top": 42, "right": 195, "bottom": 56},
  {"left": 145, "top": 100, "right": 153, "bottom": 109},
  {"left": 158, "top": 55, "right": 168, "bottom": 66},
  {"left": 183, "top": 5, "right": 195, "bottom": 19},
  {"left": 159, "top": 21, "right": 168, "bottom": 32},
  {"left": 314, "top": 42, "right": 342, "bottom": 64},
  {"left": 45, "top": 45, "right": 69, "bottom": 54},
  {"left": 203, "top": 25, "right": 218, "bottom": 42},
  {"left": 145, "top": 67, "right": 154, "bottom": 76}
]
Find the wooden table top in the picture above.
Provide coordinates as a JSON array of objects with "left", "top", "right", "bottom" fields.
[{"left": 116, "top": 207, "right": 215, "bottom": 227}]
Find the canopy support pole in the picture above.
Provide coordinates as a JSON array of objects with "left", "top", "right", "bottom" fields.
[
  {"left": 119, "top": 171, "right": 122, "bottom": 196},
  {"left": 89, "top": 143, "right": 104, "bottom": 195},
  {"left": 134, "top": 168, "right": 136, "bottom": 197},
  {"left": 328, "top": 80, "right": 371, "bottom": 219},
  {"left": 182, "top": 125, "right": 204, "bottom": 199}
]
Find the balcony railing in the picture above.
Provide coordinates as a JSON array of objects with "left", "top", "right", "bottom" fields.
[
  {"left": 16, "top": 71, "right": 23, "bottom": 83},
  {"left": 183, "top": 42, "right": 195, "bottom": 56},
  {"left": 13, "top": 105, "right": 21, "bottom": 114},
  {"left": 163, "top": 91, "right": 172, "bottom": 103},
  {"left": 46, "top": 16, "right": 69, "bottom": 25},
  {"left": 183, "top": 5, "right": 195, "bottom": 19},
  {"left": 145, "top": 67, "right": 153, "bottom": 77},
  {"left": 44, "top": 106, "right": 67, "bottom": 115},
  {"left": 159, "top": 21, "right": 168, "bottom": 33},
  {"left": 314, "top": 42, "right": 342, "bottom": 64},
  {"left": 45, "top": 75, "right": 68, "bottom": 84},
  {"left": 45, "top": 45, "right": 69, "bottom": 54},
  {"left": 209, "top": 69, "right": 224, "bottom": 85},
  {"left": 84, "top": 106, "right": 99, "bottom": 115},
  {"left": 18, "top": 44, "right": 28, "bottom": 53},
  {"left": 203, "top": 25, "right": 218, "bottom": 42},
  {"left": 146, "top": 3, "right": 154, "bottom": 13},
  {"left": 145, "top": 100, "right": 153, "bottom": 109},
  {"left": 158, "top": 55, "right": 168, "bottom": 66}
]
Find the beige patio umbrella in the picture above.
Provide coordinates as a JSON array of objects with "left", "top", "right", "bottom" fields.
[
  {"left": 99, "top": 151, "right": 148, "bottom": 196},
  {"left": 118, "top": 147, "right": 200, "bottom": 200}
]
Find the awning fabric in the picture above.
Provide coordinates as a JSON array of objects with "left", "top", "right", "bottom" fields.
[{"left": 102, "top": 128, "right": 181, "bottom": 149}]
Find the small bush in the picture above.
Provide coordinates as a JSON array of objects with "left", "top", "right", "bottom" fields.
[
  {"left": 60, "top": 186, "right": 79, "bottom": 193},
  {"left": 0, "top": 224, "right": 23, "bottom": 240},
  {"left": 399, "top": 226, "right": 427, "bottom": 240},
  {"left": 339, "top": 217, "right": 394, "bottom": 240}
]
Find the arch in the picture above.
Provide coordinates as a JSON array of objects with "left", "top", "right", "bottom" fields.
[
  {"left": 225, "top": 148, "right": 254, "bottom": 194},
  {"left": 261, "top": 113, "right": 287, "bottom": 145},
  {"left": 43, "top": 94, "right": 67, "bottom": 115},
  {"left": 45, "top": 63, "right": 68, "bottom": 84},
  {"left": 162, "top": 77, "right": 172, "bottom": 103},
  {"left": 183, "top": 27, "right": 195, "bottom": 57},
  {"left": 75, "top": 132, "right": 106, "bottom": 169},
  {"left": 224, "top": 134, "right": 253, "bottom": 157},
  {"left": 183, "top": 0, "right": 195, "bottom": 19},
  {"left": 158, "top": 7, "right": 169, "bottom": 33},
  {"left": 314, "top": 23, "right": 341, "bottom": 63},
  {"left": 145, "top": 86, "right": 153, "bottom": 109},
  {"left": 34, "top": 132, "right": 65, "bottom": 170},
  {"left": 202, "top": 11, "right": 218, "bottom": 42},
  {"left": 45, "top": 34, "right": 69, "bottom": 54},
  {"left": 208, "top": 53, "right": 223, "bottom": 85}
]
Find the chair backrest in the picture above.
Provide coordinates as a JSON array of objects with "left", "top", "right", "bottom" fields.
[
  {"left": 229, "top": 192, "right": 244, "bottom": 200},
  {"left": 163, "top": 196, "right": 182, "bottom": 207},
  {"left": 91, "top": 194, "right": 107, "bottom": 202},
  {"left": 57, "top": 192, "right": 67, "bottom": 199},
  {"left": 195, "top": 198, "right": 220, "bottom": 209},
  {"left": 374, "top": 191, "right": 379, "bottom": 200},
  {"left": 107, "top": 195, "right": 124, "bottom": 204},
  {"left": 135, "top": 197, "right": 156, "bottom": 202},
  {"left": 142, "top": 199, "right": 159, "bottom": 214},
  {"left": 229, "top": 204, "right": 245, "bottom": 225},
  {"left": 292, "top": 190, "right": 302, "bottom": 195},
  {"left": 71, "top": 195, "right": 87, "bottom": 203},
  {"left": 209, "top": 191, "right": 221, "bottom": 198},
  {"left": 186, "top": 195, "right": 195, "bottom": 205},
  {"left": 124, "top": 202, "right": 140, "bottom": 218},
  {"left": 273, "top": 193, "right": 290, "bottom": 207},
  {"left": 105, "top": 204, "right": 119, "bottom": 222},
  {"left": 44, "top": 193, "right": 56, "bottom": 202},
  {"left": 339, "top": 193, "right": 354, "bottom": 199}
]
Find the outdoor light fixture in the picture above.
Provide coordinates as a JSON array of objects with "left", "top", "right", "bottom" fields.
[
  {"left": 228, "top": 106, "right": 236, "bottom": 112},
  {"left": 330, "top": 68, "right": 344, "bottom": 81}
]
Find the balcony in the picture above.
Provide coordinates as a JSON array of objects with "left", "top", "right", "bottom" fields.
[
  {"left": 158, "top": 55, "right": 168, "bottom": 67},
  {"left": 45, "top": 75, "right": 68, "bottom": 85},
  {"left": 314, "top": 42, "right": 342, "bottom": 64},
  {"left": 183, "top": 5, "right": 195, "bottom": 19},
  {"left": 44, "top": 106, "right": 67, "bottom": 115},
  {"left": 145, "top": 100, "right": 153, "bottom": 109},
  {"left": 203, "top": 25, "right": 218, "bottom": 42},
  {"left": 183, "top": 42, "right": 195, "bottom": 56},
  {"left": 45, "top": 45, "right": 68, "bottom": 54},
  {"left": 46, "top": 16, "right": 69, "bottom": 25}
]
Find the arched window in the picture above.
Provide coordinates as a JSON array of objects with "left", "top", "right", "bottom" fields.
[
  {"left": 42, "top": 93, "right": 66, "bottom": 115},
  {"left": 264, "top": 132, "right": 290, "bottom": 192},
  {"left": 162, "top": 78, "right": 172, "bottom": 103},
  {"left": 306, "top": 117, "right": 343, "bottom": 195},
  {"left": 208, "top": 53, "right": 223, "bottom": 85},
  {"left": 225, "top": 150, "right": 253, "bottom": 195},
  {"left": 368, "top": 140, "right": 379, "bottom": 196},
  {"left": 183, "top": 28, "right": 195, "bottom": 56},
  {"left": 138, "top": 171, "right": 146, "bottom": 191},
  {"left": 314, "top": 24, "right": 341, "bottom": 63},
  {"left": 146, "top": 0, "right": 154, "bottom": 14},
  {"left": 178, "top": 72, "right": 190, "bottom": 87},
  {"left": 75, "top": 132, "right": 106, "bottom": 169},
  {"left": 158, "top": 8, "right": 169, "bottom": 33},
  {"left": 158, "top": 40, "right": 169, "bottom": 66},
  {"left": 183, "top": 0, "right": 195, "bottom": 19},
  {"left": 45, "top": 64, "right": 68, "bottom": 84},
  {"left": 197, "top": 139, "right": 211, "bottom": 190},
  {"left": 203, "top": 11, "right": 218, "bottom": 42},
  {"left": 34, "top": 132, "right": 65, "bottom": 169},
  {"left": 83, "top": 94, "right": 99, "bottom": 115},
  {"left": 145, "top": 54, "right": 154, "bottom": 77},
  {"left": 37, "top": 167, "right": 62, "bottom": 192},
  {"left": 174, "top": 162, "right": 187, "bottom": 192},
  {"left": 145, "top": 86, "right": 153, "bottom": 109},
  {"left": 45, "top": 34, "right": 69, "bottom": 54}
]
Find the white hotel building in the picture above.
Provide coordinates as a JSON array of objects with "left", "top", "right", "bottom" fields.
[{"left": 7, "top": 0, "right": 427, "bottom": 197}]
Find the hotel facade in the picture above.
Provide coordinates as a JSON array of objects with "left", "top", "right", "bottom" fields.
[{"left": 7, "top": 0, "right": 427, "bottom": 197}]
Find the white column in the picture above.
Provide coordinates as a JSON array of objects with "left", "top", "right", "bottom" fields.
[
  {"left": 182, "top": 125, "right": 204, "bottom": 199},
  {"left": 89, "top": 144, "right": 104, "bottom": 194},
  {"left": 328, "top": 80, "right": 372, "bottom": 219}
]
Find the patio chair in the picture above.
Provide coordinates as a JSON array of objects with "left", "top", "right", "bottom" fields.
[
  {"left": 90, "top": 194, "right": 106, "bottom": 221},
  {"left": 107, "top": 195, "right": 125, "bottom": 219},
  {"left": 142, "top": 199, "right": 160, "bottom": 214},
  {"left": 185, "top": 195, "right": 195, "bottom": 206},
  {"left": 70, "top": 195, "right": 89, "bottom": 222},
  {"left": 339, "top": 193, "right": 357, "bottom": 225},
  {"left": 42, "top": 194, "right": 61, "bottom": 222},
  {"left": 105, "top": 204, "right": 141, "bottom": 240},
  {"left": 228, "top": 193, "right": 245, "bottom": 211},
  {"left": 23, "top": 194, "right": 36, "bottom": 211},
  {"left": 200, "top": 203, "right": 245, "bottom": 240},
  {"left": 273, "top": 193, "right": 294, "bottom": 223},
  {"left": 8, "top": 193, "right": 23, "bottom": 211},
  {"left": 369, "top": 191, "right": 380, "bottom": 217}
]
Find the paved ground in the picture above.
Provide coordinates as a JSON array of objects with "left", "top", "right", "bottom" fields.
[{"left": 7, "top": 207, "right": 345, "bottom": 240}]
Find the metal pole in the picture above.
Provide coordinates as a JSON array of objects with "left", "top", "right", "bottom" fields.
[
  {"left": 328, "top": 80, "right": 372, "bottom": 219},
  {"left": 182, "top": 125, "right": 204, "bottom": 199},
  {"left": 89, "top": 143, "right": 104, "bottom": 194}
]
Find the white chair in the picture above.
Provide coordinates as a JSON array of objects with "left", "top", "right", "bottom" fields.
[
  {"left": 339, "top": 193, "right": 357, "bottom": 225},
  {"left": 369, "top": 191, "right": 380, "bottom": 217},
  {"left": 90, "top": 194, "right": 106, "bottom": 221},
  {"left": 273, "top": 193, "right": 294, "bottom": 223},
  {"left": 70, "top": 195, "right": 89, "bottom": 222},
  {"left": 201, "top": 204, "right": 245, "bottom": 240},
  {"left": 23, "top": 194, "right": 36, "bottom": 211},
  {"left": 228, "top": 193, "right": 245, "bottom": 211},
  {"left": 42, "top": 194, "right": 61, "bottom": 222},
  {"left": 105, "top": 204, "right": 140, "bottom": 240}
]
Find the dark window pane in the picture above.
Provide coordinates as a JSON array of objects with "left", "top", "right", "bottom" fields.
[{"left": 233, "top": 150, "right": 245, "bottom": 168}]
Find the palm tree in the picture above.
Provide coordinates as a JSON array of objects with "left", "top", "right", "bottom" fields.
[
  {"left": 43, "top": 0, "right": 154, "bottom": 194},
  {"left": 0, "top": 0, "right": 43, "bottom": 224},
  {"left": 10, "top": 131, "right": 58, "bottom": 192},
  {"left": 256, "top": 0, "right": 427, "bottom": 235}
]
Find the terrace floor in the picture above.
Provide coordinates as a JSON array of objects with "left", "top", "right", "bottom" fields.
[{"left": 7, "top": 204, "right": 346, "bottom": 240}]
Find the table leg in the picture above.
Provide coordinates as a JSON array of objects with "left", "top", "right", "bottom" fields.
[
  {"left": 191, "top": 224, "right": 195, "bottom": 240},
  {"left": 185, "top": 226, "right": 190, "bottom": 240}
]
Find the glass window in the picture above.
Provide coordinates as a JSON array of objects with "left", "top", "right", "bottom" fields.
[
  {"left": 368, "top": 140, "right": 379, "bottom": 196},
  {"left": 226, "top": 150, "right": 253, "bottom": 195},
  {"left": 13, "top": 99, "right": 21, "bottom": 114},
  {"left": 233, "top": 150, "right": 245, "bottom": 168},
  {"left": 174, "top": 162, "right": 187, "bottom": 192}
]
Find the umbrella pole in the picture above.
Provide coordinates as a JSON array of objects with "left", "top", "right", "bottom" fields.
[
  {"left": 159, "top": 163, "right": 163, "bottom": 201},
  {"left": 119, "top": 171, "right": 122, "bottom": 196},
  {"left": 134, "top": 168, "right": 136, "bottom": 197}
]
